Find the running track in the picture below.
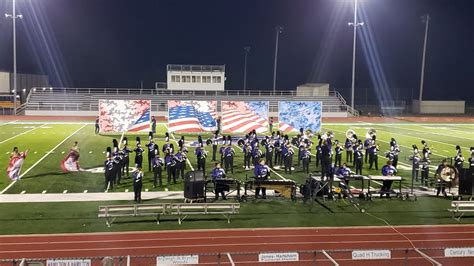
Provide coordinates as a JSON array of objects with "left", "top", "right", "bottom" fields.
[{"left": 1, "top": 225, "right": 474, "bottom": 265}]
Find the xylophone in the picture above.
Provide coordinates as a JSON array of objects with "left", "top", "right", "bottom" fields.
[{"left": 244, "top": 179, "right": 297, "bottom": 200}]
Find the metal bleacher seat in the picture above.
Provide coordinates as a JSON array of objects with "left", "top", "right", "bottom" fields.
[{"left": 26, "top": 87, "right": 354, "bottom": 115}]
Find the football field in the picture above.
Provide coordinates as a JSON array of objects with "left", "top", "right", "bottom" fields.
[{"left": 1, "top": 120, "right": 472, "bottom": 195}]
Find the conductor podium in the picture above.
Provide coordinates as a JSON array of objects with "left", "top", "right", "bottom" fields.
[{"left": 184, "top": 171, "right": 206, "bottom": 201}]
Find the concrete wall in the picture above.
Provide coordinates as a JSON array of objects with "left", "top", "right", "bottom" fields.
[
  {"left": 0, "top": 72, "right": 9, "bottom": 93},
  {"left": 296, "top": 83, "right": 330, "bottom": 96},
  {"left": 412, "top": 100, "right": 465, "bottom": 114}
]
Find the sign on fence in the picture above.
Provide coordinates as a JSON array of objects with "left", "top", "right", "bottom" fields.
[
  {"left": 47, "top": 259, "right": 91, "bottom": 266},
  {"left": 352, "top": 250, "right": 391, "bottom": 260},
  {"left": 156, "top": 255, "right": 199, "bottom": 265},
  {"left": 258, "top": 252, "right": 299, "bottom": 262},
  {"left": 445, "top": 247, "right": 474, "bottom": 257}
]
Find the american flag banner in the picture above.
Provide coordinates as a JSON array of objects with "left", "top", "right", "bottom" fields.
[
  {"left": 221, "top": 101, "right": 269, "bottom": 134},
  {"left": 60, "top": 150, "right": 81, "bottom": 172},
  {"left": 278, "top": 101, "right": 322, "bottom": 133},
  {"left": 99, "top": 100, "right": 151, "bottom": 133},
  {"left": 168, "top": 100, "right": 217, "bottom": 133},
  {"left": 7, "top": 151, "right": 28, "bottom": 181}
]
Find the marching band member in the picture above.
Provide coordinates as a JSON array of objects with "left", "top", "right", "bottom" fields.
[
  {"left": 133, "top": 166, "right": 144, "bottom": 203},
  {"left": 243, "top": 142, "right": 252, "bottom": 170},
  {"left": 380, "top": 160, "right": 397, "bottom": 198},
  {"left": 121, "top": 138, "right": 132, "bottom": 177},
  {"left": 146, "top": 133, "right": 157, "bottom": 172},
  {"left": 345, "top": 137, "right": 353, "bottom": 163},
  {"left": 224, "top": 144, "right": 235, "bottom": 174},
  {"left": 112, "top": 142, "right": 123, "bottom": 185},
  {"left": 421, "top": 144, "right": 431, "bottom": 186},
  {"left": 391, "top": 144, "right": 400, "bottom": 168},
  {"left": 336, "top": 163, "right": 352, "bottom": 187},
  {"left": 151, "top": 116, "right": 157, "bottom": 134},
  {"left": 252, "top": 143, "right": 263, "bottom": 168},
  {"left": 95, "top": 116, "right": 100, "bottom": 134},
  {"left": 283, "top": 143, "right": 294, "bottom": 174},
  {"left": 274, "top": 135, "right": 282, "bottom": 167},
  {"left": 195, "top": 143, "right": 207, "bottom": 176},
  {"left": 178, "top": 136, "right": 185, "bottom": 149},
  {"left": 254, "top": 158, "right": 270, "bottom": 199},
  {"left": 152, "top": 151, "right": 164, "bottom": 188},
  {"left": 162, "top": 136, "right": 171, "bottom": 154},
  {"left": 469, "top": 148, "right": 474, "bottom": 169},
  {"left": 269, "top": 117, "right": 274, "bottom": 133},
  {"left": 265, "top": 137, "right": 274, "bottom": 169},
  {"left": 211, "top": 163, "right": 227, "bottom": 200},
  {"left": 297, "top": 136, "right": 304, "bottom": 166},
  {"left": 320, "top": 141, "right": 332, "bottom": 178},
  {"left": 368, "top": 138, "right": 379, "bottom": 170},
  {"left": 134, "top": 137, "right": 144, "bottom": 169},
  {"left": 454, "top": 145, "right": 464, "bottom": 173},
  {"left": 174, "top": 148, "right": 186, "bottom": 180},
  {"left": 165, "top": 149, "right": 177, "bottom": 185},
  {"left": 411, "top": 151, "right": 421, "bottom": 182},
  {"left": 334, "top": 140, "right": 343, "bottom": 168},
  {"left": 354, "top": 145, "right": 364, "bottom": 175},
  {"left": 315, "top": 141, "right": 322, "bottom": 167},
  {"left": 363, "top": 137, "right": 371, "bottom": 164},
  {"left": 104, "top": 147, "right": 115, "bottom": 191},
  {"left": 390, "top": 137, "right": 397, "bottom": 148},
  {"left": 302, "top": 146, "right": 311, "bottom": 174}
]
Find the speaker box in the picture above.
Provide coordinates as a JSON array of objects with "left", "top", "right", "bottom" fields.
[
  {"left": 459, "top": 168, "right": 474, "bottom": 196},
  {"left": 184, "top": 171, "right": 205, "bottom": 199}
]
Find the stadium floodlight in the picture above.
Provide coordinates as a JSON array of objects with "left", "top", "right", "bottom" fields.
[
  {"left": 5, "top": 0, "right": 23, "bottom": 116},
  {"left": 22, "top": 88, "right": 26, "bottom": 92},
  {"left": 42, "top": 87, "right": 46, "bottom": 91},
  {"left": 243, "top": 46, "right": 251, "bottom": 91},
  {"left": 348, "top": 0, "right": 364, "bottom": 113},
  {"left": 419, "top": 14, "right": 430, "bottom": 102},
  {"left": 273, "top": 25, "right": 283, "bottom": 93},
  {"left": 49, "top": 87, "right": 53, "bottom": 91}
]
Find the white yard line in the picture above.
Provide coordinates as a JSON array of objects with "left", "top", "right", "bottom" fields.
[
  {"left": 377, "top": 125, "right": 472, "bottom": 147},
  {"left": 0, "top": 124, "right": 87, "bottom": 194},
  {"left": 163, "top": 125, "right": 194, "bottom": 171},
  {"left": 0, "top": 120, "right": 18, "bottom": 126},
  {"left": 0, "top": 124, "right": 47, "bottom": 145},
  {"left": 231, "top": 143, "right": 288, "bottom": 181}
]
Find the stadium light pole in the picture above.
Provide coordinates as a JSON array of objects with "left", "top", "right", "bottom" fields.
[
  {"left": 272, "top": 26, "right": 283, "bottom": 93},
  {"left": 348, "top": 0, "right": 363, "bottom": 112},
  {"left": 243, "top": 46, "right": 251, "bottom": 91},
  {"left": 5, "top": 0, "right": 23, "bottom": 116},
  {"left": 418, "top": 14, "right": 430, "bottom": 102}
]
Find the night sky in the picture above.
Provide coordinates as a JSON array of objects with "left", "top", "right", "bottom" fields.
[{"left": 0, "top": 0, "right": 473, "bottom": 104}]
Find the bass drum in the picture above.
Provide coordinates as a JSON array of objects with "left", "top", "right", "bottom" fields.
[{"left": 440, "top": 165, "right": 459, "bottom": 186}]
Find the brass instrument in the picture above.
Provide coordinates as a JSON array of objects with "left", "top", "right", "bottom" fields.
[{"left": 365, "top": 128, "right": 377, "bottom": 140}]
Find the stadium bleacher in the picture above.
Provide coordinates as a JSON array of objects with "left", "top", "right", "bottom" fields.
[{"left": 25, "top": 87, "right": 356, "bottom": 117}]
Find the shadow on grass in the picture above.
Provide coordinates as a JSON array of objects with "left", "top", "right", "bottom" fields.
[{"left": 22, "top": 172, "right": 65, "bottom": 179}]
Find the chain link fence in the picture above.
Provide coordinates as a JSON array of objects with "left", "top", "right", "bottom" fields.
[{"left": 1, "top": 246, "right": 473, "bottom": 265}]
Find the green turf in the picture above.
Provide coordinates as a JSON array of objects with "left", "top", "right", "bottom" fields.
[
  {"left": 0, "top": 122, "right": 472, "bottom": 193},
  {"left": 0, "top": 196, "right": 471, "bottom": 235}
]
